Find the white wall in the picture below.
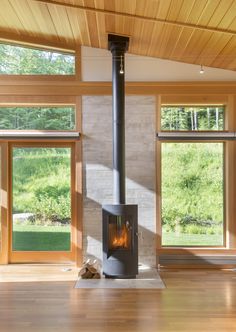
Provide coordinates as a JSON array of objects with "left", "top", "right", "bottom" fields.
[{"left": 82, "top": 46, "right": 236, "bottom": 82}]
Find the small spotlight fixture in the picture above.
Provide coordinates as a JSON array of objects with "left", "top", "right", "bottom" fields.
[
  {"left": 120, "top": 55, "right": 124, "bottom": 74},
  {"left": 199, "top": 65, "right": 204, "bottom": 74}
]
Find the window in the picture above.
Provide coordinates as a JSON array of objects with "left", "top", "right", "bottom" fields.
[
  {"left": 0, "top": 106, "right": 75, "bottom": 130},
  {"left": 161, "top": 106, "right": 224, "bottom": 131},
  {"left": 159, "top": 105, "right": 225, "bottom": 247},
  {"left": 0, "top": 102, "right": 81, "bottom": 263},
  {"left": 0, "top": 43, "right": 75, "bottom": 75},
  {"left": 161, "top": 143, "right": 224, "bottom": 246}
]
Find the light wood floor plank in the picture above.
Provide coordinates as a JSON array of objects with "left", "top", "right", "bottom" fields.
[{"left": 0, "top": 265, "right": 236, "bottom": 331}]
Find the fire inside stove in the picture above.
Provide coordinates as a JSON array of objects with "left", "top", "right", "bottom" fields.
[{"left": 108, "top": 215, "right": 131, "bottom": 250}]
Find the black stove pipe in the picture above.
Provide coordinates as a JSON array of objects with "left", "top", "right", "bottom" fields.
[{"left": 108, "top": 34, "right": 129, "bottom": 205}]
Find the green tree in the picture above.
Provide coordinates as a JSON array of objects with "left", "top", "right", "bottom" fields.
[
  {"left": 0, "top": 43, "right": 75, "bottom": 74},
  {"left": 161, "top": 106, "right": 224, "bottom": 130}
]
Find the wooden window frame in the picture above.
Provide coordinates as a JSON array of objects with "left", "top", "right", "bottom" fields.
[
  {"left": 159, "top": 140, "right": 226, "bottom": 249},
  {"left": 156, "top": 95, "right": 236, "bottom": 260},
  {"left": 0, "top": 42, "right": 80, "bottom": 79},
  {"left": 0, "top": 95, "right": 82, "bottom": 265},
  {"left": 0, "top": 43, "right": 83, "bottom": 265}
]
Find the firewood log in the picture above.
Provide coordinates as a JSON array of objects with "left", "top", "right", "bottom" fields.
[
  {"left": 81, "top": 270, "right": 94, "bottom": 279},
  {"left": 78, "top": 259, "right": 101, "bottom": 279},
  {"left": 78, "top": 267, "right": 87, "bottom": 277},
  {"left": 85, "top": 264, "right": 98, "bottom": 274}
]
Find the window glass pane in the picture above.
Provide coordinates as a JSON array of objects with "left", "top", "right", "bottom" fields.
[
  {"left": 0, "top": 107, "right": 75, "bottom": 130},
  {"left": 12, "top": 147, "right": 71, "bottom": 251},
  {"left": 161, "top": 143, "right": 224, "bottom": 246},
  {"left": 161, "top": 106, "right": 224, "bottom": 131},
  {"left": 0, "top": 43, "right": 75, "bottom": 74}
]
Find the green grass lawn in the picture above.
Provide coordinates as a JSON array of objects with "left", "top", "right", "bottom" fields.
[
  {"left": 13, "top": 224, "right": 71, "bottom": 251},
  {"left": 162, "top": 232, "right": 223, "bottom": 246}
]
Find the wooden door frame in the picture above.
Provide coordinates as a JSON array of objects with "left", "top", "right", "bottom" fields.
[{"left": 7, "top": 141, "right": 81, "bottom": 264}]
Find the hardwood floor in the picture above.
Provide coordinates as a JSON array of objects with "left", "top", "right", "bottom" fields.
[{"left": 0, "top": 265, "right": 236, "bottom": 332}]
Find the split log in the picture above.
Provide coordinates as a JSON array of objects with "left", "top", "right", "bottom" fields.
[{"left": 78, "top": 260, "right": 101, "bottom": 279}]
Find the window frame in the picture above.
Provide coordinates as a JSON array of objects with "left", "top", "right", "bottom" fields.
[
  {"left": 160, "top": 140, "right": 226, "bottom": 248},
  {"left": 160, "top": 104, "right": 225, "bottom": 132},
  {"left": 0, "top": 105, "right": 77, "bottom": 132},
  {"left": 0, "top": 42, "right": 76, "bottom": 76},
  {"left": 156, "top": 100, "right": 228, "bottom": 250},
  {"left": 0, "top": 95, "right": 82, "bottom": 265},
  {"left": 0, "top": 100, "right": 80, "bottom": 138}
]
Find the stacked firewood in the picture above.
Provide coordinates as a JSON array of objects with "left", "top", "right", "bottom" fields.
[{"left": 78, "top": 259, "right": 101, "bottom": 279}]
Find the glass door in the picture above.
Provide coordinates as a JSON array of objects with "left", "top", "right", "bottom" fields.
[
  {"left": 9, "top": 143, "right": 77, "bottom": 263},
  {"left": 0, "top": 143, "right": 8, "bottom": 264},
  {"left": 0, "top": 144, "right": 2, "bottom": 262}
]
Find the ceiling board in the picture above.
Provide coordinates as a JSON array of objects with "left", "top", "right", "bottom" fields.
[
  {"left": 207, "top": 0, "right": 234, "bottom": 28},
  {"left": 0, "top": 0, "right": 235, "bottom": 71}
]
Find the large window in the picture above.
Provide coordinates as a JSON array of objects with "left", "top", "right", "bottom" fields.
[
  {"left": 161, "top": 143, "right": 224, "bottom": 246},
  {"left": 160, "top": 105, "right": 225, "bottom": 247},
  {"left": 0, "top": 40, "right": 80, "bottom": 264},
  {"left": 0, "top": 43, "right": 75, "bottom": 75}
]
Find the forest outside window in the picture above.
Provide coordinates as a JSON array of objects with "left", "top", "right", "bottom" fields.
[
  {"left": 161, "top": 105, "right": 224, "bottom": 131},
  {"left": 0, "top": 43, "right": 75, "bottom": 75},
  {"left": 0, "top": 106, "right": 76, "bottom": 131},
  {"left": 160, "top": 105, "right": 225, "bottom": 247}
]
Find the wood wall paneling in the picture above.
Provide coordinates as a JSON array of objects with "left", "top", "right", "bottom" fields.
[{"left": 0, "top": 81, "right": 235, "bottom": 97}]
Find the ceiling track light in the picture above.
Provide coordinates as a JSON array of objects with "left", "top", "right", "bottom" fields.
[
  {"left": 120, "top": 55, "right": 124, "bottom": 74},
  {"left": 200, "top": 64, "right": 204, "bottom": 74}
]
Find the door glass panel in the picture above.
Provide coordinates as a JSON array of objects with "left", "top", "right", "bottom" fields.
[
  {"left": 161, "top": 143, "right": 224, "bottom": 246},
  {"left": 12, "top": 147, "right": 71, "bottom": 251}
]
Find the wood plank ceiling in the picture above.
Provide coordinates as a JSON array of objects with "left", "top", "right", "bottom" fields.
[{"left": 0, "top": 0, "right": 235, "bottom": 70}]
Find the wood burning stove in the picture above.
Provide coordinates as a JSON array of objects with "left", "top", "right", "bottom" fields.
[
  {"left": 102, "top": 34, "right": 138, "bottom": 278},
  {"left": 102, "top": 204, "right": 138, "bottom": 278}
]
